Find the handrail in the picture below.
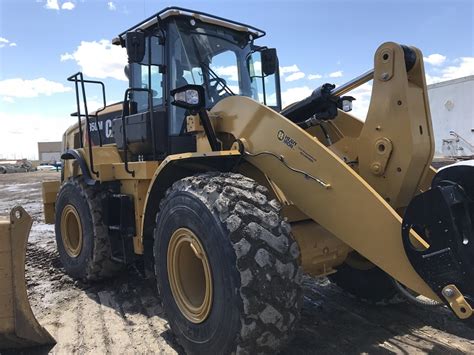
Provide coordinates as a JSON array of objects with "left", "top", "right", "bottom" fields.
[
  {"left": 449, "top": 131, "right": 474, "bottom": 152},
  {"left": 116, "top": 6, "right": 265, "bottom": 40},
  {"left": 67, "top": 72, "right": 107, "bottom": 177}
]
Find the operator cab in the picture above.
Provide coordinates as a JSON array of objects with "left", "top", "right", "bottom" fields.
[{"left": 111, "top": 7, "right": 281, "bottom": 161}]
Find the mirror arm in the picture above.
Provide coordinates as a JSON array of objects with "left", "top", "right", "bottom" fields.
[{"left": 198, "top": 109, "right": 221, "bottom": 151}]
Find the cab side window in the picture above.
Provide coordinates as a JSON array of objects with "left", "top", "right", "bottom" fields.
[
  {"left": 130, "top": 35, "right": 164, "bottom": 111},
  {"left": 248, "top": 52, "right": 278, "bottom": 108}
]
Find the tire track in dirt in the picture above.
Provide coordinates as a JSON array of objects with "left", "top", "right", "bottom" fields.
[
  {"left": 303, "top": 277, "right": 474, "bottom": 354},
  {"left": 139, "top": 293, "right": 179, "bottom": 353},
  {"left": 97, "top": 290, "right": 134, "bottom": 353},
  {"left": 51, "top": 295, "right": 80, "bottom": 354},
  {"left": 122, "top": 300, "right": 163, "bottom": 352},
  {"left": 79, "top": 292, "right": 108, "bottom": 354}
]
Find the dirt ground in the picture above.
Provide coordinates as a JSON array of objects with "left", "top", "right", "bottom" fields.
[{"left": 0, "top": 171, "right": 473, "bottom": 355}]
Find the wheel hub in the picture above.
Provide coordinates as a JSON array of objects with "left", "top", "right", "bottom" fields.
[
  {"left": 60, "top": 204, "right": 83, "bottom": 258},
  {"left": 167, "top": 228, "right": 213, "bottom": 323}
]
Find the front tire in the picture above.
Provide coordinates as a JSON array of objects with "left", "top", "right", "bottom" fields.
[
  {"left": 154, "top": 173, "right": 302, "bottom": 354},
  {"left": 55, "top": 177, "right": 122, "bottom": 281}
]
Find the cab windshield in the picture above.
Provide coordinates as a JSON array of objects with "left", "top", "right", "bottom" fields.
[{"left": 168, "top": 18, "right": 258, "bottom": 134}]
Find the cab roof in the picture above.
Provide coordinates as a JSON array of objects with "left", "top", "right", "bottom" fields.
[{"left": 113, "top": 6, "right": 265, "bottom": 45}]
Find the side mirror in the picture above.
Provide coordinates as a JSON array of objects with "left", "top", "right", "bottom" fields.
[
  {"left": 170, "top": 84, "right": 205, "bottom": 112},
  {"left": 261, "top": 48, "right": 278, "bottom": 76},
  {"left": 125, "top": 31, "right": 145, "bottom": 63}
]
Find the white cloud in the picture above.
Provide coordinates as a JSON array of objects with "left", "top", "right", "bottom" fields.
[
  {"left": 60, "top": 53, "right": 74, "bottom": 61},
  {"left": 107, "top": 1, "right": 116, "bottom": 11},
  {"left": 329, "top": 71, "right": 343, "bottom": 78},
  {"left": 212, "top": 65, "right": 238, "bottom": 82},
  {"left": 280, "top": 86, "right": 313, "bottom": 108},
  {"left": 344, "top": 83, "right": 372, "bottom": 120},
  {"left": 279, "top": 64, "right": 305, "bottom": 82},
  {"left": 61, "top": 40, "right": 128, "bottom": 81},
  {"left": 425, "top": 57, "right": 474, "bottom": 84},
  {"left": 0, "top": 111, "right": 76, "bottom": 159},
  {"left": 279, "top": 65, "right": 300, "bottom": 75},
  {"left": 44, "top": 0, "right": 60, "bottom": 10},
  {"left": 61, "top": 1, "right": 75, "bottom": 10},
  {"left": 308, "top": 74, "right": 322, "bottom": 80},
  {"left": 0, "top": 37, "right": 16, "bottom": 48},
  {"left": 423, "top": 54, "right": 446, "bottom": 66},
  {"left": 0, "top": 78, "right": 71, "bottom": 100},
  {"left": 285, "top": 72, "right": 305, "bottom": 82}
]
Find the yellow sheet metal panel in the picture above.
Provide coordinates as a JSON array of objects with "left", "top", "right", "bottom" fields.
[
  {"left": 42, "top": 181, "right": 60, "bottom": 224},
  {"left": 41, "top": 181, "right": 60, "bottom": 203},
  {"left": 98, "top": 161, "right": 160, "bottom": 181}
]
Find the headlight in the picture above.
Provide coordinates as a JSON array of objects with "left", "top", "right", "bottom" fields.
[
  {"left": 171, "top": 85, "right": 205, "bottom": 111},
  {"left": 342, "top": 99, "right": 353, "bottom": 112}
]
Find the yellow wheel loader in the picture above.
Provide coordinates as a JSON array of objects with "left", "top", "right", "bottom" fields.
[
  {"left": 0, "top": 207, "right": 55, "bottom": 349},
  {"left": 42, "top": 6, "right": 473, "bottom": 354}
]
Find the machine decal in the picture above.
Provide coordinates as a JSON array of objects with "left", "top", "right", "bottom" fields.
[{"left": 277, "top": 129, "right": 297, "bottom": 149}]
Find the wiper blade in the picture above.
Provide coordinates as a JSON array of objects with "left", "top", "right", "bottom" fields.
[
  {"left": 190, "top": 36, "right": 235, "bottom": 97},
  {"left": 205, "top": 63, "right": 235, "bottom": 96}
]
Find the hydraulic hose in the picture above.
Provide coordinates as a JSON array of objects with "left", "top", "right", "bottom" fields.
[{"left": 391, "top": 278, "right": 442, "bottom": 307}]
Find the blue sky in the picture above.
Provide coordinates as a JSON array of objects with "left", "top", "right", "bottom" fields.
[{"left": 0, "top": 0, "right": 473, "bottom": 159}]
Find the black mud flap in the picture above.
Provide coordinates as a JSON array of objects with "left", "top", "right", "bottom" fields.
[{"left": 402, "top": 165, "right": 474, "bottom": 320}]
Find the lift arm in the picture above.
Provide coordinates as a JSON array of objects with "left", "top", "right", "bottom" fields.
[{"left": 212, "top": 42, "right": 439, "bottom": 301}]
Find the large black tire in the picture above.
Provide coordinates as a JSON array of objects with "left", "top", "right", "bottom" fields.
[
  {"left": 55, "top": 177, "right": 122, "bottom": 281},
  {"left": 328, "top": 261, "right": 403, "bottom": 305},
  {"left": 154, "top": 172, "right": 302, "bottom": 354}
]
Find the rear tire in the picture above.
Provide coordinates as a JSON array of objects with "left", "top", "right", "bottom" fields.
[
  {"left": 55, "top": 177, "right": 122, "bottom": 281},
  {"left": 154, "top": 172, "right": 302, "bottom": 354}
]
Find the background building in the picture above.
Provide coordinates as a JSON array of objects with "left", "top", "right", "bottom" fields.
[
  {"left": 37, "top": 142, "right": 62, "bottom": 164},
  {"left": 428, "top": 75, "right": 474, "bottom": 158}
]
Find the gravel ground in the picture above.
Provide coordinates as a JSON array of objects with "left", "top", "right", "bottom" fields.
[{"left": 0, "top": 171, "right": 473, "bottom": 354}]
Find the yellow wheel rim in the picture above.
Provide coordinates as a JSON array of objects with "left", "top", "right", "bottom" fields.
[
  {"left": 60, "top": 204, "right": 83, "bottom": 258},
  {"left": 167, "top": 228, "right": 213, "bottom": 324}
]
